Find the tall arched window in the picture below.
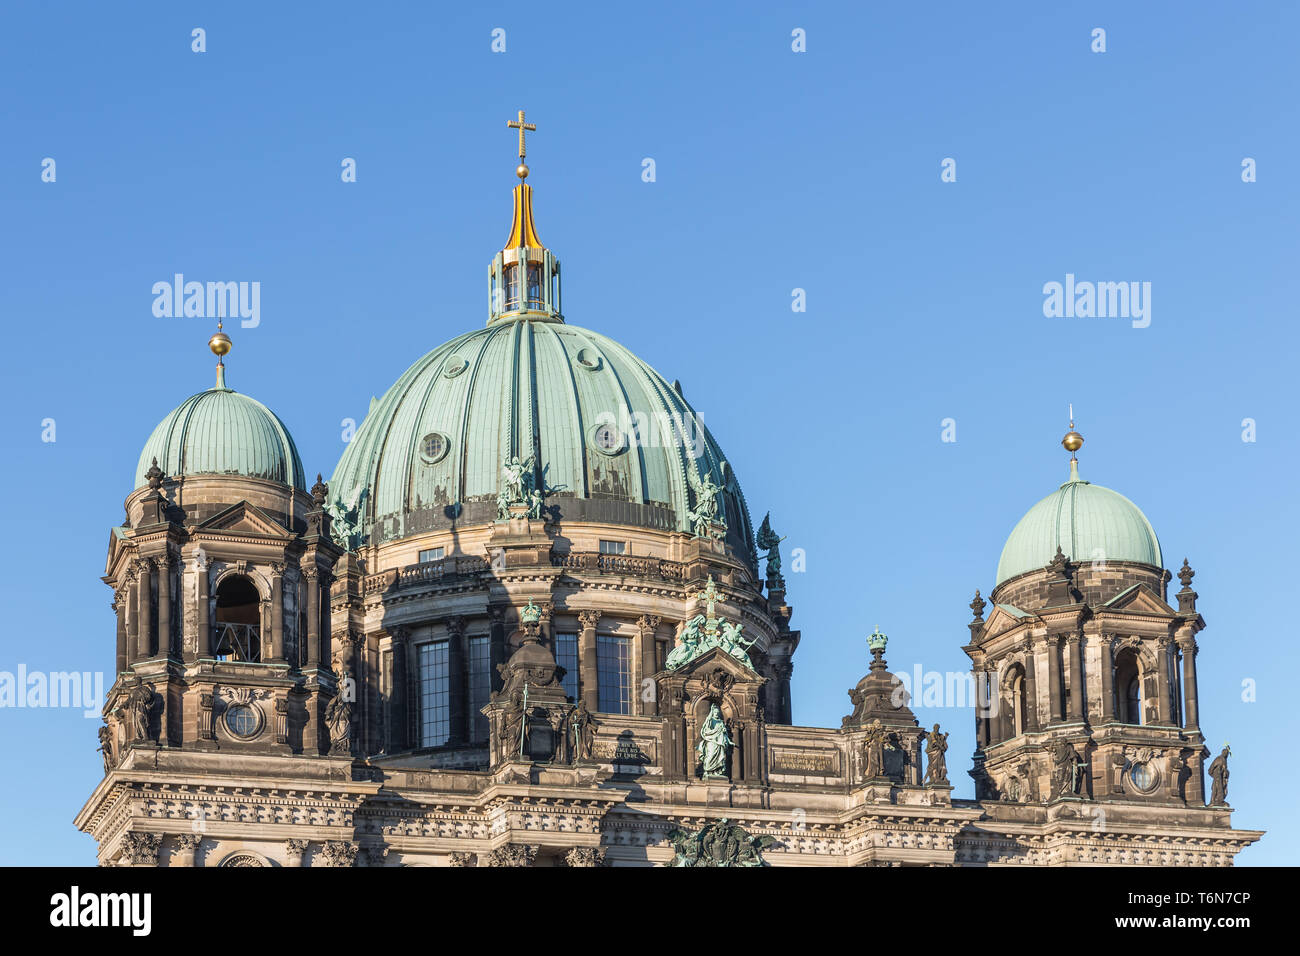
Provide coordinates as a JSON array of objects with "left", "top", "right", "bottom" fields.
[
  {"left": 1011, "top": 668, "right": 1027, "bottom": 736},
  {"left": 213, "top": 575, "right": 261, "bottom": 662},
  {"left": 1114, "top": 648, "right": 1143, "bottom": 725}
]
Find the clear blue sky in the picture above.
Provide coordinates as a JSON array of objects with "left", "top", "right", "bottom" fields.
[{"left": 1, "top": 2, "right": 1295, "bottom": 865}]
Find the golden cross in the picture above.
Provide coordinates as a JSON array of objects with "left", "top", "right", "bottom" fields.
[{"left": 507, "top": 109, "right": 537, "bottom": 159}]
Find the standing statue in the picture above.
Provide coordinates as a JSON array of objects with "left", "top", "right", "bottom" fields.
[
  {"left": 1208, "top": 745, "right": 1231, "bottom": 807},
  {"left": 696, "top": 703, "right": 733, "bottom": 779},
  {"left": 126, "top": 683, "right": 155, "bottom": 742},
  {"left": 97, "top": 723, "right": 115, "bottom": 774},
  {"left": 755, "top": 512, "right": 785, "bottom": 589},
  {"left": 863, "top": 719, "right": 888, "bottom": 779},
  {"left": 325, "top": 689, "right": 354, "bottom": 756},
  {"left": 570, "top": 699, "right": 597, "bottom": 761},
  {"left": 924, "top": 723, "right": 949, "bottom": 786},
  {"left": 501, "top": 691, "right": 525, "bottom": 761},
  {"left": 1052, "top": 740, "right": 1087, "bottom": 796}
]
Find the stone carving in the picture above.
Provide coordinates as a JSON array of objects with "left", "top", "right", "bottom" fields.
[
  {"left": 121, "top": 832, "right": 162, "bottom": 866},
  {"left": 497, "top": 455, "right": 541, "bottom": 519},
  {"left": 687, "top": 472, "right": 725, "bottom": 538},
  {"left": 325, "top": 685, "right": 354, "bottom": 756},
  {"left": 924, "top": 723, "right": 950, "bottom": 786},
  {"left": 326, "top": 483, "right": 366, "bottom": 551},
  {"left": 570, "top": 699, "right": 596, "bottom": 762},
  {"left": 320, "top": 841, "right": 358, "bottom": 867},
  {"left": 696, "top": 703, "right": 733, "bottom": 779},
  {"left": 123, "top": 682, "right": 158, "bottom": 743},
  {"left": 482, "top": 844, "right": 538, "bottom": 868},
  {"left": 500, "top": 690, "right": 526, "bottom": 761},
  {"left": 449, "top": 852, "right": 478, "bottom": 867},
  {"left": 1051, "top": 740, "right": 1087, "bottom": 797},
  {"left": 98, "top": 723, "right": 115, "bottom": 773},
  {"left": 755, "top": 512, "right": 785, "bottom": 589},
  {"left": 863, "top": 719, "right": 888, "bottom": 780},
  {"left": 1208, "top": 745, "right": 1231, "bottom": 807},
  {"left": 564, "top": 847, "right": 608, "bottom": 867},
  {"left": 221, "top": 853, "right": 267, "bottom": 867},
  {"left": 667, "top": 818, "right": 777, "bottom": 867},
  {"left": 665, "top": 577, "right": 757, "bottom": 672}
]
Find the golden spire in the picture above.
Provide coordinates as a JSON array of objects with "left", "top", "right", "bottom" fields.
[
  {"left": 507, "top": 109, "right": 536, "bottom": 181},
  {"left": 1062, "top": 404, "right": 1084, "bottom": 480},
  {"left": 503, "top": 108, "right": 543, "bottom": 249},
  {"left": 208, "top": 319, "right": 231, "bottom": 389}
]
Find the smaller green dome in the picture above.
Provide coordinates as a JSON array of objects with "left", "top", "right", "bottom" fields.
[
  {"left": 995, "top": 465, "right": 1161, "bottom": 586},
  {"left": 134, "top": 385, "right": 306, "bottom": 491}
]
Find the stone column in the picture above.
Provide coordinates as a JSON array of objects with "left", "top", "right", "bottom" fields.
[
  {"left": 114, "top": 592, "right": 128, "bottom": 676},
  {"left": 636, "top": 615, "right": 661, "bottom": 716},
  {"left": 1022, "top": 639, "right": 1039, "bottom": 732},
  {"left": 1045, "top": 636, "right": 1061, "bottom": 725},
  {"left": 285, "top": 839, "right": 309, "bottom": 868},
  {"left": 1098, "top": 634, "right": 1115, "bottom": 722},
  {"left": 270, "top": 564, "right": 285, "bottom": 663},
  {"left": 774, "top": 660, "right": 794, "bottom": 725},
  {"left": 196, "top": 558, "right": 210, "bottom": 659},
  {"left": 126, "top": 568, "right": 140, "bottom": 665},
  {"left": 304, "top": 568, "right": 320, "bottom": 668},
  {"left": 1179, "top": 636, "right": 1200, "bottom": 730},
  {"left": 1066, "top": 634, "right": 1084, "bottom": 722},
  {"left": 447, "top": 616, "right": 468, "bottom": 745},
  {"left": 156, "top": 555, "right": 171, "bottom": 658},
  {"left": 578, "top": 609, "right": 601, "bottom": 712},
  {"left": 1155, "top": 637, "right": 1173, "bottom": 725},
  {"left": 388, "top": 627, "right": 409, "bottom": 753},
  {"left": 137, "top": 559, "right": 153, "bottom": 660}
]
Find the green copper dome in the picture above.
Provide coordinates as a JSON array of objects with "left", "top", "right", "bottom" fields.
[
  {"left": 995, "top": 464, "right": 1162, "bottom": 586},
  {"left": 134, "top": 385, "right": 307, "bottom": 491},
  {"left": 329, "top": 319, "right": 753, "bottom": 553}
]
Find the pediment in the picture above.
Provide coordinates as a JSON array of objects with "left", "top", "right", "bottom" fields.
[
  {"left": 668, "top": 646, "right": 765, "bottom": 683},
  {"left": 981, "top": 603, "right": 1037, "bottom": 641},
  {"left": 195, "top": 500, "right": 293, "bottom": 540},
  {"left": 1101, "top": 582, "right": 1174, "bottom": 615}
]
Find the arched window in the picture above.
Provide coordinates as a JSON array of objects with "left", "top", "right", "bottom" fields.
[
  {"left": 504, "top": 264, "right": 520, "bottom": 311},
  {"left": 1114, "top": 648, "right": 1143, "bottom": 725},
  {"left": 213, "top": 575, "right": 261, "bottom": 662},
  {"left": 526, "top": 263, "right": 543, "bottom": 309},
  {"left": 1011, "top": 669, "right": 1027, "bottom": 736}
]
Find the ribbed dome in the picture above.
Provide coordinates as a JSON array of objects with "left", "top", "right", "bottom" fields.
[
  {"left": 135, "top": 386, "right": 306, "bottom": 491},
  {"left": 329, "top": 320, "right": 753, "bottom": 552},
  {"left": 996, "top": 469, "right": 1161, "bottom": 586}
]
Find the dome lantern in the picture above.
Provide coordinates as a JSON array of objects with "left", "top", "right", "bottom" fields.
[{"left": 488, "top": 109, "right": 562, "bottom": 325}]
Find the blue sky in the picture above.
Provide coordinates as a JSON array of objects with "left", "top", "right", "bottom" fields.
[{"left": 1, "top": 2, "right": 1296, "bottom": 865}]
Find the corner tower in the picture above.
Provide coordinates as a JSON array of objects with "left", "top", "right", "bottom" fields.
[{"left": 963, "top": 419, "right": 1212, "bottom": 812}]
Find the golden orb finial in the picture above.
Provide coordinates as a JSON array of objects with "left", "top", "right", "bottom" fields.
[
  {"left": 1061, "top": 403, "right": 1083, "bottom": 462},
  {"left": 208, "top": 320, "right": 231, "bottom": 388},
  {"left": 516, "top": 163, "right": 530, "bottom": 180}
]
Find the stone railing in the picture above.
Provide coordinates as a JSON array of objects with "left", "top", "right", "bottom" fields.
[
  {"left": 551, "top": 551, "right": 688, "bottom": 582},
  {"left": 362, "top": 556, "right": 491, "bottom": 595}
]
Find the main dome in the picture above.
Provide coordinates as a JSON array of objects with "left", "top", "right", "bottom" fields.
[
  {"left": 995, "top": 468, "right": 1162, "bottom": 586},
  {"left": 134, "top": 385, "right": 306, "bottom": 491},
  {"left": 328, "top": 320, "right": 754, "bottom": 554}
]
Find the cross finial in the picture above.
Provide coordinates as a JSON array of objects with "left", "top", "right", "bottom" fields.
[
  {"left": 695, "top": 575, "right": 721, "bottom": 632},
  {"left": 508, "top": 109, "right": 537, "bottom": 160}
]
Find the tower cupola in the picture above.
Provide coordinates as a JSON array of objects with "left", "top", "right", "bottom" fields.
[{"left": 488, "top": 109, "right": 562, "bottom": 324}]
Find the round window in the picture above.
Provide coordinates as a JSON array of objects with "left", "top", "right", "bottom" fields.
[
  {"left": 575, "top": 348, "right": 602, "bottom": 371},
  {"left": 443, "top": 355, "right": 468, "bottom": 378},
  {"left": 225, "top": 704, "right": 261, "bottom": 739},
  {"left": 592, "top": 423, "right": 624, "bottom": 455},
  {"left": 420, "top": 432, "right": 450, "bottom": 464},
  {"left": 1128, "top": 762, "right": 1157, "bottom": 793}
]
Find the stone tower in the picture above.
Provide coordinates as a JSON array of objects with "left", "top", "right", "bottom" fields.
[{"left": 963, "top": 421, "right": 1211, "bottom": 813}]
